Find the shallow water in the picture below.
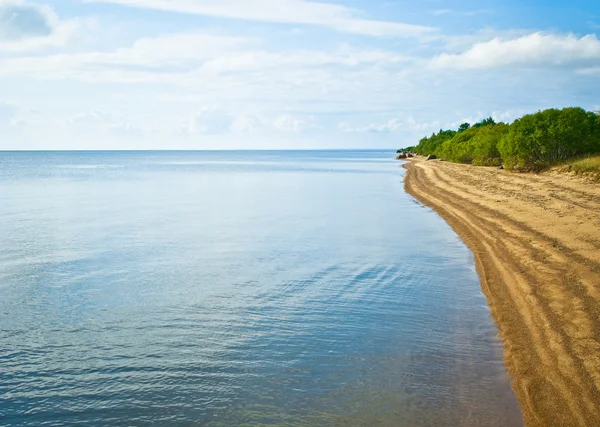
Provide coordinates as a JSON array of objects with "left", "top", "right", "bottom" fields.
[{"left": 0, "top": 151, "right": 521, "bottom": 426}]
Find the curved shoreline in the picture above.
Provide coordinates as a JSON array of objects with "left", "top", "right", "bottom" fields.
[{"left": 403, "top": 158, "right": 600, "bottom": 427}]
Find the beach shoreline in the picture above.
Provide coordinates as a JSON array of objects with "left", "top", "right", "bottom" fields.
[{"left": 403, "top": 158, "right": 600, "bottom": 427}]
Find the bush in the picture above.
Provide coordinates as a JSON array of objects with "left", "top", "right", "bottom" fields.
[
  {"left": 431, "top": 119, "right": 506, "bottom": 165},
  {"left": 415, "top": 130, "right": 456, "bottom": 155},
  {"left": 436, "top": 126, "right": 481, "bottom": 163},
  {"left": 411, "top": 108, "right": 600, "bottom": 171},
  {"left": 470, "top": 123, "right": 509, "bottom": 166},
  {"left": 498, "top": 108, "right": 600, "bottom": 171}
]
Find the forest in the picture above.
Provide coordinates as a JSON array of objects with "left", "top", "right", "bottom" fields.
[{"left": 406, "top": 107, "right": 600, "bottom": 171}]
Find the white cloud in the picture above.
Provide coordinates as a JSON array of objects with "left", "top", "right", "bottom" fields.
[
  {"left": 0, "top": 32, "right": 413, "bottom": 87},
  {"left": 273, "top": 114, "right": 315, "bottom": 133},
  {"left": 0, "top": 0, "right": 84, "bottom": 51},
  {"left": 180, "top": 108, "right": 317, "bottom": 136},
  {"left": 432, "top": 32, "right": 600, "bottom": 69},
  {"left": 180, "top": 107, "right": 234, "bottom": 135},
  {"left": 490, "top": 110, "right": 527, "bottom": 124},
  {"left": 66, "top": 110, "right": 168, "bottom": 135},
  {"left": 339, "top": 118, "right": 401, "bottom": 134},
  {"left": 0, "top": 32, "right": 253, "bottom": 82},
  {"left": 83, "top": 0, "right": 436, "bottom": 37},
  {"left": 99, "top": 33, "right": 253, "bottom": 67},
  {"left": 69, "top": 110, "right": 135, "bottom": 132},
  {"left": 439, "top": 28, "right": 533, "bottom": 53},
  {"left": 339, "top": 116, "right": 442, "bottom": 135},
  {"left": 365, "top": 118, "right": 402, "bottom": 133},
  {"left": 201, "top": 48, "right": 410, "bottom": 75},
  {"left": 230, "top": 115, "right": 258, "bottom": 134},
  {"left": 405, "top": 116, "right": 441, "bottom": 133}
]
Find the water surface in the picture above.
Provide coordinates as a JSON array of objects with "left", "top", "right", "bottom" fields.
[{"left": 0, "top": 151, "right": 521, "bottom": 426}]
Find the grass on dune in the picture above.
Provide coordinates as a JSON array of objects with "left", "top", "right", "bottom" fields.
[{"left": 556, "top": 154, "right": 600, "bottom": 180}]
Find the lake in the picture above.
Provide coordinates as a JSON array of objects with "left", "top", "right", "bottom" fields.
[{"left": 0, "top": 150, "right": 521, "bottom": 426}]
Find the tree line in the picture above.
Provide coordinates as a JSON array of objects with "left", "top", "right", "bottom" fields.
[{"left": 406, "top": 107, "right": 600, "bottom": 171}]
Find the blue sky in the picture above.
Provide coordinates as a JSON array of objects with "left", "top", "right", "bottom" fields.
[{"left": 1, "top": 0, "right": 599, "bottom": 149}]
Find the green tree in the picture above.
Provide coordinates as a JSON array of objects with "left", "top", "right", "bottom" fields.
[
  {"left": 458, "top": 122, "right": 471, "bottom": 132},
  {"left": 473, "top": 117, "right": 496, "bottom": 128}
]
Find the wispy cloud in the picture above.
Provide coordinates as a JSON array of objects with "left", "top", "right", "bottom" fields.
[
  {"left": 82, "top": 0, "right": 436, "bottom": 37},
  {"left": 339, "top": 116, "right": 440, "bottom": 134},
  {"left": 0, "top": 32, "right": 253, "bottom": 82},
  {"left": 180, "top": 107, "right": 235, "bottom": 135},
  {"left": 577, "top": 66, "right": 600, "bottom": 75},
  {"left": 273, "top": 114, "right": 317, "bottom": 133},
  {"left": 69, "top": 110, "right": 137, "bottom": 133},
  {"left": 432, "top": 9, "right": 493, "bottom": 17},
  {"left": 340, "top": 118, "right": 402, "bottom": 133},
  {"left": 0, "top": 31, "right": 414, "bottom": 84},
  {"left": 179, "top": 107, "right": 317, "bottom": 136}
]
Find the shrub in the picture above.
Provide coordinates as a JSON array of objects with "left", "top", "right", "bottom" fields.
[
  {"left": 415, "top": 129, "right": 456, "bottom": 155},
  {"left": 470, "top": 123, "right": 509, "bottom": 166},
  {"left": 498, "top": 108, "right": 600, "bottom": 171},
  {"left": 436, "top": 126, "right": 481, "bottom": 163},
  {"left": 411, "top": 108, "right": 600, "bottom": 171}
]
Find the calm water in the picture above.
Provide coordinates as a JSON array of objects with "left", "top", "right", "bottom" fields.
[{"left": 0, "top": 151, "right": 521, "bottom": 426}]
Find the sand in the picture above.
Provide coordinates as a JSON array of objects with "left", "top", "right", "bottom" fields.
[{"left": 403, "top": 158, "right": 600, "bottom": 427}]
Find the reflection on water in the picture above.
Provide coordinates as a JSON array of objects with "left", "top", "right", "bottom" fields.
[{"left": 0, "top": 151, "right": 521, "bottom": 426}]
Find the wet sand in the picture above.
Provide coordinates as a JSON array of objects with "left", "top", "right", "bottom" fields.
[{"left": 403, "top": 158, "right": 600, "bottom": 427}]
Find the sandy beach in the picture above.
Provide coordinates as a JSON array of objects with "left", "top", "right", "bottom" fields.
[{"left": 403, "top": 158, "right": 600, "bottom": 427}]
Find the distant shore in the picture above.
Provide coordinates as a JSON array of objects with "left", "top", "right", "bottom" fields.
[{"left": 403, "top": 157, "right": 600, "bottom": 427}]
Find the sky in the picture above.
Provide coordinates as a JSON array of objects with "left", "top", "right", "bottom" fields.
[{"left": 1, "top": 0, "right": 599, "bottom": 150}]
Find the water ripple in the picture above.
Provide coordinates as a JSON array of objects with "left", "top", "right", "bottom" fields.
[{"left": 0, "top": 151, "right": 520, "bottom": 426}]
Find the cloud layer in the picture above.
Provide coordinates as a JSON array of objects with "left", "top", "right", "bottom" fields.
[{"left": 1, "top": 0, "right": 599, "bottom": 149}]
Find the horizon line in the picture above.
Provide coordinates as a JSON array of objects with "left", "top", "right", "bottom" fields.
[{"left": 0, "top": 148, "right": 398, "bottom": 152}]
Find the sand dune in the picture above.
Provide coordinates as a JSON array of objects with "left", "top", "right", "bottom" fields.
[{"left": 403, "top": 158, "right": 600, "bottom": 427}]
